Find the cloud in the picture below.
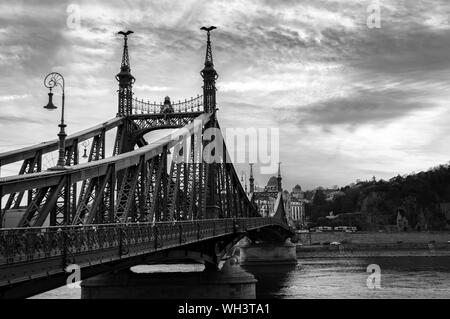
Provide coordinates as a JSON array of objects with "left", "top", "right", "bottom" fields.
[
  {"left": 1, "top": 0, "right": 450, "bottom": 190},
  {"left": 0, "top": 94, "right": 30, "bottom": 102},
  {"left": 279, "top": 88, "right": 438, "bottom": 128},
  {"left": 0, "top": 115, "right": 44, "bottom": 125},
  {"left": 134, "top": 85, "right": 171, "bottom": 93}
]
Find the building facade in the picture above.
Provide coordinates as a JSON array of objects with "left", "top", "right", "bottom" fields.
[
  {"left": 250, "top": 163, "right": 283, "bottom": 217},
  {"left": 290, "top": 200, "right": 305, "bottom": 223},
  {"left": 284, "top": 185, "right": 307, "bottom": 228}
]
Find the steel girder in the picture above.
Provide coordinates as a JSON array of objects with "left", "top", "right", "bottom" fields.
[
  {"left": 3, "top": 151, "right": 42, "bottom": 213},
  {"left": 72, "top": 165, "right": 114, "bottom": 225},
  {"left": 109, "top": 118, "right": 253, "bottom": 224},
  {"left": 72, "top": 132, "right": 108, "bottom": 225},
  {"left": 0, "top": 117, "right": 123, "bottom": 167},
  {"left": 0, "top": 119, "right": 122, "bottom": 228},
  {"left": 128, "top": 113, "right": 202, "bottom": 143},
  {"left": 18, "top": 176, "right": 67, "bottom": 227},
  {"left": 24, "top": 129, "right": 108, "bottom": 227},
  {"left": 115, "top": 160, "right": 142, "bottom": 222},
  {"left": 113, "top": 124, "right": 125, "bottom": 156},
  {"left": 1, "top": 113, "right": 259, "bottom": 228},
  {"left": 165, "top": 160, "right": 181, "bottom": 221}
]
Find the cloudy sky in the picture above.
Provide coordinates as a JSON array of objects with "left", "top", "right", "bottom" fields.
[{"left": 1, "top": 0, "right": 450, "bottom": 191}]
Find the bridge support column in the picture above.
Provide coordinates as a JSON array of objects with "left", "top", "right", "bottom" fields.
[
  {"left": 238, "top": 237, "right": 297, "bottom": 266},
  {"left": 81, "top": 259, "right": 256, "bottom": 299}
]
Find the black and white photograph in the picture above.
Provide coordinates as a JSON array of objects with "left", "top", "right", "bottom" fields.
[{"left": 0, "top": 0, "right": 449, "bottom": 309}]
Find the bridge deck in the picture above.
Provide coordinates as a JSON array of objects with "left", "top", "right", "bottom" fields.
[{"left": 0, "top": 217, "right": 288, "bottom": 297}]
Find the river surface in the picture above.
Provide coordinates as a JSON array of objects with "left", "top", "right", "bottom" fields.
[{"left": 31, "top": 256, "right": 450, "bottom": 299}]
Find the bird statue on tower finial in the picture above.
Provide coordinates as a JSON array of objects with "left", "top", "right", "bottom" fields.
[
  {"left": 118, "top": 30, "right": 134, "bottom": 37},
  {"left": 200, "top": 26, "right": 217, "bottom": 67},
  {"left": 201, "top": 26, "right": 217, "bottom": 32}
]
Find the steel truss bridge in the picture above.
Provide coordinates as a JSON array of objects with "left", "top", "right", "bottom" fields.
[{"left": 0, "top": 28, "right": 293, "bottom": 298}]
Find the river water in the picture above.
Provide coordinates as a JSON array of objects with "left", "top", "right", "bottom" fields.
[{"left": 31, "top": 256, "right": 450, "bottom": 299}]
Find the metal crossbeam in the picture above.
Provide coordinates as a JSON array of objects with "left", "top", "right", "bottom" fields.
[
  {"left": 1, "top": 110, "right": 262, "bottom": 231},
  {"left": 17, "top": 176, "right": 67, "bottom": 227},
  {"left": 4, "top": 152, "right": 42, "bottom": 211},
  {"left": 115, "top": 157, "right": 144, "bottom": 222}
]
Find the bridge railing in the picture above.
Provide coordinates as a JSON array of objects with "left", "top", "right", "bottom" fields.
[
  {"left": 131, "top": 95, "right": 204, "bottom": 114},
  {"left": 0, "top": 218, "right": 286, "bottom": 268}
]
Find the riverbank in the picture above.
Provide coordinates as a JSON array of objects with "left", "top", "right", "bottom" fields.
[
  {"left": 296, "top": 231, "right": 450, "bottom": 245},
  {"left": 297, "top": 243, "right": 450, "bottom": 257},
  {"left": 295, "top": 231, "right": 450, "bottom": 257}
]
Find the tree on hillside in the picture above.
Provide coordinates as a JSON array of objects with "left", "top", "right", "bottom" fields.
[
  {"left": 313, "top": 189, "right": 326, "bottom": 206},
  {"left": 306, "top": 163, "right": 450, "bottom": 230}
]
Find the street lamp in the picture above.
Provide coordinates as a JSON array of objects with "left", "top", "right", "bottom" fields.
[{"left": 43, "top": 72, "right": 67, "bottom": 170}]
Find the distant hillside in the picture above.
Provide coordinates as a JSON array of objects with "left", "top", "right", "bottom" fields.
[{"left": 306, "top": 163, "right": 450, "bottom": 231}]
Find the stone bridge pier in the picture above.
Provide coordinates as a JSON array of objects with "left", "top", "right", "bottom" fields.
[
  {"left": 239, "top": 238, "right": 297, "bottom": 266},
  {"left": 80, "top": 234, "right": 260, "bottom": 299},
  {"left": 238, "top": 227, "right": 297, "bottom": 266},
  {"left": 81, "top": 258, "right": 256, "bottom": 299}
]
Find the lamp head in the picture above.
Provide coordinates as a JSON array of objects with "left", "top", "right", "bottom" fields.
[{"left": 43, "top": 90, "right": 57, "bottom": 110}]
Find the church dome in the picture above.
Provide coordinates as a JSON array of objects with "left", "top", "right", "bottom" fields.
[
  {"left": 266, "top": 176, "right": 278, "bottom": 187},
  {"left": 293, "top": 184, "right": 302, "bottom": 191}
]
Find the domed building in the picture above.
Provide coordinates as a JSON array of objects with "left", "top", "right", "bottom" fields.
[
  {"left": 249, "top": 163, "right": 284, "bottom": 218},
  {"left": 264, "top": 176, "right": 279, "bottom": 192},
  {"left": 249, "top": 164, "right": 306, "bottom": 227},
  {"left": 291, "top": 184, "right": 304, "bottom": 200}
]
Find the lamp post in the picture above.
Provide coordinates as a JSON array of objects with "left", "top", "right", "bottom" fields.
[{"left": 43, "top": 72, "right": 67, "bottom": 170}]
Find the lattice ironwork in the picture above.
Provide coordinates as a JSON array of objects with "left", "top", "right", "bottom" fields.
[
  {"left": 130, "top": 113, "right": 202, "bottom": 132},
  {"left": 17, "top": 176, "right": 67, "bottom": 227},
  {"left": 1, "top": 111, "right": 261, "bottom": 230},
  {"left": 132, "top": 95, "right": 204, "bottom": 114},
  {"left": 115, "top": 157, "right": 144, "bottom": 222},
  {"left": 3, "top": 152, "right": 42, "bottom": 212}
]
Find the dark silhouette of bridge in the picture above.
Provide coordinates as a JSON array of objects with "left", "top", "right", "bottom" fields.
[{"left": 0, "top": 27, "right": 294, "bottom": 298}]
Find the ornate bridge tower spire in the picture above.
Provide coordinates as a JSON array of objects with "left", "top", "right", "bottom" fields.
[
  {"left": 200, "top": 26, "right": 218, "bottom": 114},
  {"left": 249, "top": 163, "right": 255, "bottom": 194},
  {"left": 116, "top": 30, "right": 135, "bottom": 117},
  {"left": 277, "top": 162, "right": 282, "bottom": 192}
]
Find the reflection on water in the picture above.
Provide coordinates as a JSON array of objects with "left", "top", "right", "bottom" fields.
[
  {"left": 243, "top": 256, "right": 450, "bottom": 299},
  {"left": 241, "top": 264, "right": 298, "bottom": 299},
  {"left": 31, "top": 256, "right": 450, "bottom": 299}
]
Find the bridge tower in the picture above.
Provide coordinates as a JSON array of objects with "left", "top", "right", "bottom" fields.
[
  {"left": 116, "top": 30, "right": 135, "bottom": 117},
  {"left": 200, "top": 26, "right": 222, "bottom": 219},
  {"left": 200, "top": 26, "right": 218, "bottom": 114},
  {"left": 277, "top": 162, "right": 282, "bottom": 192},
  {"left": 249, "top": 163, "right": 255, "bottom": 194}
]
